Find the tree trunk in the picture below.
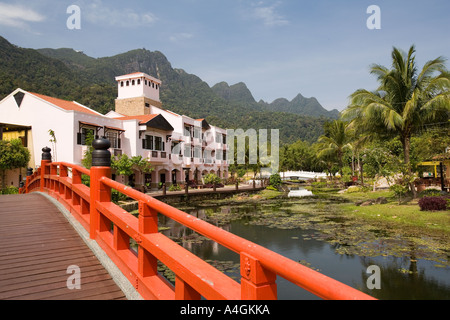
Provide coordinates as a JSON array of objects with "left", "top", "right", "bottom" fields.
[
  {"left": 351, "top": 151, "right": 355, "bottom": 177},
  {"left": 357, "top": 152, "right": 361, "bottom": 182},
  {"left": 359, "top": 161, "right": 364, "bottom": 186},
  {"left": 338, "top": 150, "right": 343, "bottom": 177},
  {"left": 403, "top": 135, "right": 411, "bottom": 167}
]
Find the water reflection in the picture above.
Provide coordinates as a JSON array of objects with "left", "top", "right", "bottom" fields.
[
  {"left": 156, "top": 200, "right": 450, "bottom": 300},
  {"left": 288, "top": 186, "right": 314, "bottom": 198}
]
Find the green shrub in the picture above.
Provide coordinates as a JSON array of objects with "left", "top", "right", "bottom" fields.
[
  {"left": 81, "top": 174, "right": 90, "bottom": 187},
  {"left": 266, "top": 185, "right": 278, "bottom": 191},
  {"left": 204, "top": 173, "right": 221, "bottom": 185},
  {"left": 0, "top": 186, "right": 19, "bottom": 195},
  {"left": 390, "top": 184, "right": 409, "bottom": 204},
  {"left": 168, "top": 184, "right": 182, "bottom": 191},
  {"left": 341, "top": 166, "right": 352, "bottom": 183},
  {"left": 348, "top": 186, "right": 361, "bottom": 193},
  {"left": 269, "top": 174, "right": 282, "bottom": 187},
  {"left": 419, "top": 189, "right": 443, "bottom": 198},
  {"left": 311, "top": 181, "right": 327, "bottom": 188}
]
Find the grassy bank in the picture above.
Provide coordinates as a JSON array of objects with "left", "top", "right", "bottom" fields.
[{"left": 312, "top": 187, "right": 450, "bottom": 235}]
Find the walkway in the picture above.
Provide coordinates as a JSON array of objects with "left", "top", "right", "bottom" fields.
[
  {"left": 0, "top": 193, "right": 126, "bottom": 300},
  {"left": 147, "top": 184, "right": 265, "bottom": 198}
]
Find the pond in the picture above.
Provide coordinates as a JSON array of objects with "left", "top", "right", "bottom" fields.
[{"left": 154, "top": 192, "right": 450, "bottom": 300}]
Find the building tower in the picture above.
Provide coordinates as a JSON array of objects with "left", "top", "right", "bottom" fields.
[{"left": 115, "top": 72, "right": 163, "bottom": 116}]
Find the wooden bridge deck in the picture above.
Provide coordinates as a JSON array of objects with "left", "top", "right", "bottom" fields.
[{"left": 0, "top": 193, "right": 126, "bottom": 300}]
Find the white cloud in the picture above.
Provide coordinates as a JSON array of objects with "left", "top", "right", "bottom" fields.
[
  {"left": 169, "top": 33, "right": 194, "bottom": 43},
  {"left": 81, "top": 0, "right": 157, "bottom": 27},
  {"left": 251, "top": 1, "right": 289, "bottom": 27},
  {"left": 0, "top": 2, "right": 45, "bottom": 29}
]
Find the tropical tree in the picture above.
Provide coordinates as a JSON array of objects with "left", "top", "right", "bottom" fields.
[
  {"left": 280, "top": 140, "right": 319, "bottom": 173},
  {"left": 342, "top": 45, "right": 450, "bottom": 196},
  {"left": 81, "top": 131, "right": 95, "bottom": 169},
  {"left": 111, "top": 154, "right": 153, "bottom": 186},
  {"left": 0, "top": 139, "right": 31, "bottom": 190},
  {"left": 48, "top": 129, "right": 57, "bottom": 162},
  {"left": 317, "top": 120, "right": 352, "bottom": 176}
]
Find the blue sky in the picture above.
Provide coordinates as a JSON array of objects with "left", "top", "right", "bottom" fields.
[{"left": 0, "top": 0, "right": 449, "bottom": 111}]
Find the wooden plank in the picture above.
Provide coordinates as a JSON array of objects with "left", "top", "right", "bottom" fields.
[{"left": 0, "top": 193, "right": 127, "bottom": 300}]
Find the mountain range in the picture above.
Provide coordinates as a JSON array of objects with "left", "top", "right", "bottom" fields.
[
  {"left": 211, "top": 81, "right": 340, "bottom": 118},
  {"left": 0, "top": 35, "right": 339, "bottom": 144}
]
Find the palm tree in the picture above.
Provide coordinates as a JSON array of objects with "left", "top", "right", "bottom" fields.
[
  {"left": 317, "top": 120, "right": 352, "bottom": 177},
  {"left": 342, "top": 45, "right": 450, "bottom": 195}
]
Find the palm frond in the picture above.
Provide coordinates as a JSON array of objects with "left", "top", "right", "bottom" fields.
[{"left": 417, "top": 56, "right": 448, "bottom": 87}]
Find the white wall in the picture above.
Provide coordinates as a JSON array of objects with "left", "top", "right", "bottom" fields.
[
  {"left": 0, "top": 91, "right": 75, "bottom": 167},
  {"left": 117, "top": 75, "right": 160, "bottom": 102}
]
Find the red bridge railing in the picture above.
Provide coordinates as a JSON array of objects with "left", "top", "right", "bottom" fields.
[{"left": 21, "top": 141, "right": 375, "bottom": 300}]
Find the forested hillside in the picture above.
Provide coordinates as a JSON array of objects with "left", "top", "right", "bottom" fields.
[{"left": 1, "top": 36, "right": 331, "bottom": 144}]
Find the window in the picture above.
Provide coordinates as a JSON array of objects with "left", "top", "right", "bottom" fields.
[
  {"left": 142, "top": 135, "right": 164, "bottom": 151},
  {"left": 132, "top": 80, "right": 135, "bottom": 86},
  {"left": 171, "top": 142, "right": 181, "bottom": 155},
  {"left": 194, "top": 147, "right": 201, "bottom": 158},
  {"left": 121, "top": 81, "right": 124, "bottom": 87},
  {"left": 137, "top": 79, "right": 141, "bottom": 85},
  {"left": 223, "top": 151, "right": 227, "bottom": 161},
  {"left": 145, "top": 103, "right": 150, "bottom": 108},
  {"left": 77, "top": 128, "right": 95, "bottom": 145},
  {"left": 126, "top": 81, "right": 130, "bottom": 86},
  {"left": 184, "top": 126, "right": 191, "bottom": 137},
  {"left": 143, "top": 135, "right": 154, "bottom": 150},
  {"left": 145, "top": 80, "right": 148, "bottom": 85},
  {"left": 193, "top": 127, "right": 201, "bottom": 139},
  {"left": 222, "top": 134, "right": 226, "bottom": 145},
  {"left": 106, "top": 131, "right": 119, "bottom": 149},
  {"left": 155, "top": 136, "right": 163, "bottom": 151},
  {"left": 216, "top": 149, "right": 222, "bottom": 160},
  {"left": 204, "top": 150, "right": 212, "bottom": 164},
  {"left": 215, "top": 133, "right": 221, "bottom": 143},
  {"left": 184, "top": 145, "right": 191, "bottom": 158}
]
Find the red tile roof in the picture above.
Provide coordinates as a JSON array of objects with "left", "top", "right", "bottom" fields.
[{"left": 29, "top": 92, "right": 100, "bottom": 116}]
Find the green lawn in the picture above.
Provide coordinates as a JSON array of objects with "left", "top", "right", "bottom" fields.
[{"left": 335, "top": 190, "right": 450, "bottom": 235}]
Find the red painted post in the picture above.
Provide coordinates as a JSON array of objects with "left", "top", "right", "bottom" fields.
[
  {"left": 60, "top": 164, "right": 72, "bottom": 200},
  {"left": 72, "top": 167, "right": 82, "bottom": 185},
  {"left": 40, "top": 147, "right": 52, "bottom": 192},
  {"left": 89, "top": 138, "right": 112, "bottom": 240},
  {"left": 25, "top": 168, "right": 33, "bottom": 194},
  {"left": 60, "top": 164, "right": 68, "bottom": 177},
  {"left": 114, "top": 225, "right": 129, "bottom": 250},
  {"left": 72, "top": 168, "right": 82, "bottom": 208},
  {"left": 138, "top": 201, "right": 158, "bottom": 234},
  {"left": 138, "top": 201, "right": 158, "bottom": 278},
  {"left": 51, "top": 163, "right": 57, "bottom": 190},
  {"left": 240, "top": 252, "right": 277, "bottom": 300},
  {"left": 175, "top": 276, "right": 201, "bottom": 300}
]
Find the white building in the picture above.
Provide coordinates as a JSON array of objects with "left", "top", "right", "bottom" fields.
[{"left": 0, "top": 72, "right": 229, "bottom": 190}]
